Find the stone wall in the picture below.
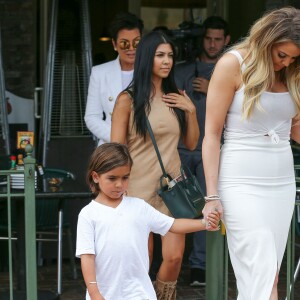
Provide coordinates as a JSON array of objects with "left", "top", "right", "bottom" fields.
[{"left": 0, "top": 0, "right": 36, "bottom": 99}]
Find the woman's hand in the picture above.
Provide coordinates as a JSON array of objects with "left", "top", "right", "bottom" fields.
[
  {"left": 164, "top": 90, "right": 199, "bottom": 150},
  {"left": 162, "top": 90, "right": 195, "bottom": 114},
  {"left": 202, "top": 200, "right": 223, "bottom": 230}
]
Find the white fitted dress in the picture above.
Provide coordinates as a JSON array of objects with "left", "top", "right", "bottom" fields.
[{"left": 219, "top": 50, "right": 297, "bottom": 300}]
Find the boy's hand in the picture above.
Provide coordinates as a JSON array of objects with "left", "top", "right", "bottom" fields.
[{"left": 205, "top": 210, "right": 220, "bottom": 231}]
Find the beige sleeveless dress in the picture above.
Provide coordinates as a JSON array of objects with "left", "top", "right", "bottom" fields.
[{"left": 127, "top": 97, "right": 182, "bottom": 216}]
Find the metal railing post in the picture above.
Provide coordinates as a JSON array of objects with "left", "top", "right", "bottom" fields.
[
  {"left": 223, "top": 236, "right": 229, "bottom": 300},
  {"left": 23, "top": 144, "right": 37, "bottom": 300},
  {"left": 6, "top": 175, "right": 14, "bottom": 300},
  {"left": 206, "top": 223, "right": 227, "bottom": 300}
]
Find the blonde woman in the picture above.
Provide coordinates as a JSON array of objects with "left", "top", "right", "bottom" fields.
[{"left": 202, "top": 7, "right": 300, "bottom": 300}]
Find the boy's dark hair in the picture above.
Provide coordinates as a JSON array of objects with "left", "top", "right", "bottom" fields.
[
  {"left": 202, "top": 16, "right": 229, "bottom": 37},
  {"left": 86, "top": 143, "right": 133, "bottom": 195},
  {"left": 109, "top": 12, "right": 144, "bottom": 41}
]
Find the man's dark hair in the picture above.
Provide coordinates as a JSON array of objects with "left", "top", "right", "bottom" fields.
[
  {"left": 202, "top": 16, "right": 229, "bottom": 37},
  {"left": 109, "top": 12, "right": 144, "bottom": 41}
]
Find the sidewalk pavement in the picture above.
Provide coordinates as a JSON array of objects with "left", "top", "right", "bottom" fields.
[{"left": 0, "top": 234, "right": 300, "bottom": 299}]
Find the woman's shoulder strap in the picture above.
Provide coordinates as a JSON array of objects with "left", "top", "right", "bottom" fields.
[
  {"left": 124, "top": 88, "right": 134, "bottom": 100},
  {"left": 227, "top": 49, "right": 246, "bottom": 72},
  {"left": 115, "top": 89, "right": 133, "bottom": 110}
]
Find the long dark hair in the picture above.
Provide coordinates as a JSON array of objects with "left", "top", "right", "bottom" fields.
[{"left": 127, "top": 31, "right": 186, "bottom": 138}]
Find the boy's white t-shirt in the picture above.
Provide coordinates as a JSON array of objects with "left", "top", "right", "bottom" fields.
[{"left": 76, "top": 196, "right": 175, "bottom": 300}]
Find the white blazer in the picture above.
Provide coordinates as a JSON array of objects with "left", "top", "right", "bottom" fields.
[{"left": 84, "top": 57, "right": 125, "bottom": 145}]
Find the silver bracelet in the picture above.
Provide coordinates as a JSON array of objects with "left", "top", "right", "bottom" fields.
[
  {"left": 204, "top": 194, "right": 221, "bottom": 203},
  {"left": 89, "top": 281, "right": 97, "bottom": 284}
]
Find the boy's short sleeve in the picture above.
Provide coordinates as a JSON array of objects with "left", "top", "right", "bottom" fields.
[
  {"left": 76, "top": 209, "right": 95, "bottom": 258},
  {"left": 142, "top": 201, "right": 175, "bottom": 236}
]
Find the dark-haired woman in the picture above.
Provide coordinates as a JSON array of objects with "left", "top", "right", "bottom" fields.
[
  {"left": 111, "top": 31, "right": 200, "bottom": 299},
  {"left": 85, "top": 12, "right": 143, "bottom": 146}
]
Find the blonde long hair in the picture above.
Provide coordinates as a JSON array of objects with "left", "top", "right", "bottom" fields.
[{"left": 234, "top": 7, "right": 300, "bottom": 119}]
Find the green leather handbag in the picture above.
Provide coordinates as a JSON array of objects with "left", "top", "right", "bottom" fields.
[{"left": 146, "top": 119, "right": 205, "bottom": 219}]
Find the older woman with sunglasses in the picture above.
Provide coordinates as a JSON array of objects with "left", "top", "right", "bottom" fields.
[{"left": 85, "top": 12, "right": 144, "bottom": 146}]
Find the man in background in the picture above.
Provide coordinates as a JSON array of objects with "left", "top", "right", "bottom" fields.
[{"left": 175, "top": 16, "right": 230, "bottom": 287}]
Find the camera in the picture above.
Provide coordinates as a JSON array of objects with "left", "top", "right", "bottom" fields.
[{"left": 169, "top": 21, "right": 204, "bottom": 62}]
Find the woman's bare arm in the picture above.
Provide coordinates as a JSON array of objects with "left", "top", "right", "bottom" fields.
[
  {"left": 162, "top": 90, "right": 199, "bottom": 150},
  {"left": 182, "top": 93, "right": 200, "bottom": 150},
  {"left": 111, "top": 92, "right": 132, "bottom": 144},
  {"left": 202, "top": 52, "right": 241, "bottom": 223},
  {"left": 291, "top": 118, "right": 300, "bottom": 144}
]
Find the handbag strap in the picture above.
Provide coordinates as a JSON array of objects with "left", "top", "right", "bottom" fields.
[{"left": 146, "top": 118, "right": 168, "bottom": 178}]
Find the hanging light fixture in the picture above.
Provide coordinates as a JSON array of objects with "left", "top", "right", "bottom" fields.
[
  {"left": 98, "top": 0, "right": 111, "bottom": 42},
  {"left": 99, "top": 29, "right": 111, "bottom": 42}
]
